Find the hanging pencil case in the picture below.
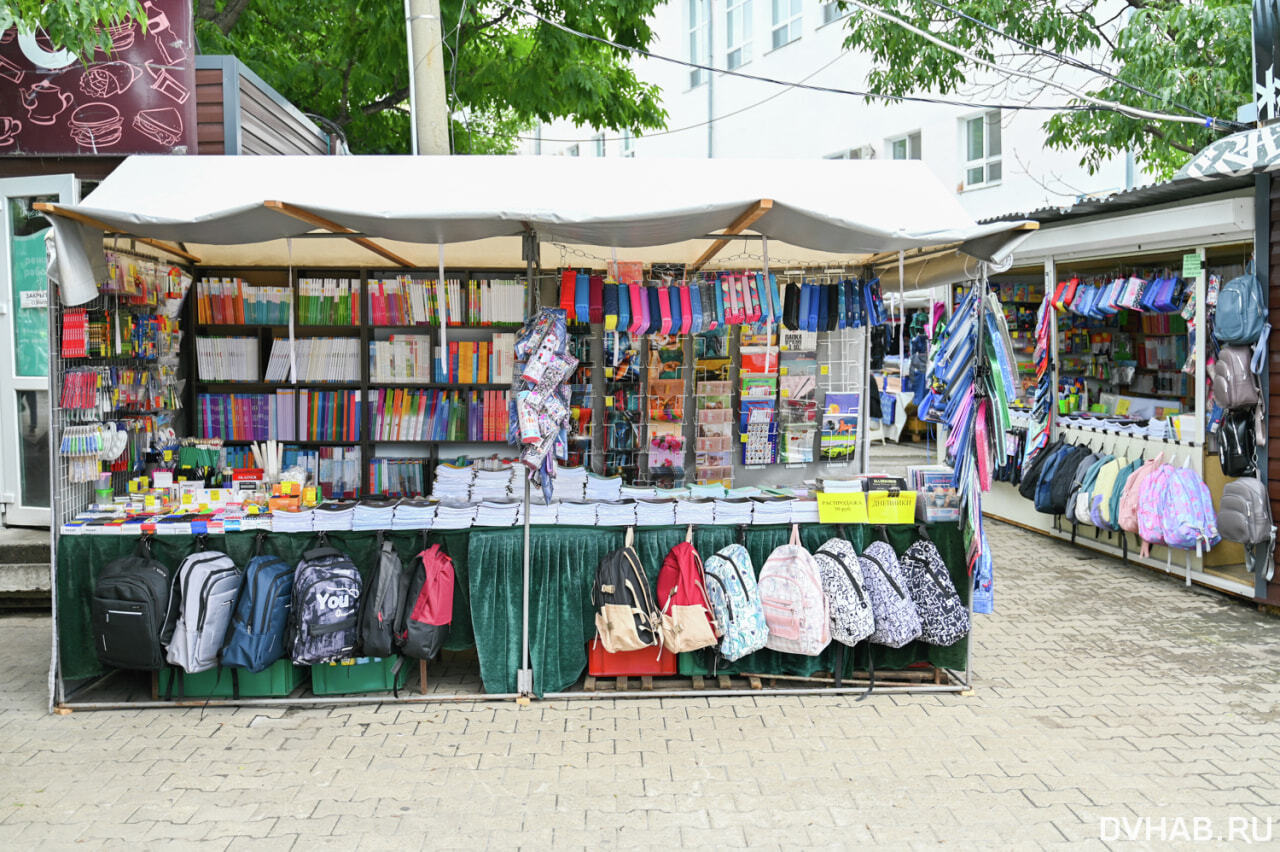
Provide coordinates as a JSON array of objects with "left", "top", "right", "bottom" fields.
[
  {"left": 574, "top": 273, "right": 590, "bottom": 323},
  {"left": 589, "top": 275, "right": 604, "bottom": 324},
  {"left": 628, "top": 283, "right": 645, "bottom": 335},
  {"left": 616, "top": 282, "right": 630, "bottom": 332},
  {"left": 560, "top": 269, "right": 576, "bottom": 316},
  {"left": 666, "top": 284, "right": 681, "bottom": 334},
  {"left": 645, "top": 286, "right": 660, "bottom": 334},
  {"left": 678, "top": 284, "right": 693, "bottom": 334},
  {"left": 744, "top": 274, "right": 761, "bottom": 323},
  {"left": 689, "top": 283, "right": 704, "bottom": 333},
  {"left": 603, "top": 282, "right": 619, "bottom": 330}
]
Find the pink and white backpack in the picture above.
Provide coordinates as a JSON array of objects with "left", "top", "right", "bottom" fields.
[
  {"left": 1118, "top": 453, "right": 1164, "bottom": 534},
  {"left": 758, "top": 525, "right": 830, "bottom": 656},
  {"left": 1161, "top": 467, "right": 1221, "bottom": 553},
  {"left": 1136, "top": 464, "right": 1172, "bottom": 557}
]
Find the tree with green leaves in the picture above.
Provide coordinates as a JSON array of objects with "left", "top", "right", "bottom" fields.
[
  {"left": 0, "top": 0, "right": 146, "bottom": 57},
  {"left": 842, "top": 0, "right": 1251, "bottom": 179},
  {"left": 194, "top": 0, "right": 668, "bottom": 154}
]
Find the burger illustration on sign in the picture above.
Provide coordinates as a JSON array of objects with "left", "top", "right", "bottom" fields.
[{"left": 69, "top": 102, "right": 124, "bottom": 149}]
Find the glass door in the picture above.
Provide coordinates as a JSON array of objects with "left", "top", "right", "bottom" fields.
[{"left": 0, "top": 175, "right": 77, "bottom": 527}]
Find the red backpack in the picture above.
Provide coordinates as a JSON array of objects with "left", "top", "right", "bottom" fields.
[
  {"left": 655, "top": 539, "right": 719, "bottom": 654},
  {"left": 399, "top": 544, "right": 454, "bottom": 661}
]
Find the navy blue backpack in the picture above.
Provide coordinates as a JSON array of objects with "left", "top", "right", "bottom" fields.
[{"left": 221, "top": 535, "right": 294, "bottom": 673}]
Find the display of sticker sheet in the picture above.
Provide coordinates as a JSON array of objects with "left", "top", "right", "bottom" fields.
[
  {"left": 647, "top": 422, "right": 685, "bottom": 486},
  {"left": 820, "top": 392, "right": 860, "bottom": 461},
  {"left": 648, "top": 379, "right": 685, "bottom": 422},
  {"left": 647, "top": 336, "right": 685, "bottom": 379},
  {"left": 510, "top": 308, "right": 575, "bottom": 500}
]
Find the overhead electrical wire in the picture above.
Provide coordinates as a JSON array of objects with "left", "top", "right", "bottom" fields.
[
  {"left": 842, "top": 0, "right": 1223, "bottom": 128},
  {"left": 917, "top": 0, "right": 1241, "bottom": 129},
  {"left": 488, "top": 0, "right": 1156, "bottom": 117}
]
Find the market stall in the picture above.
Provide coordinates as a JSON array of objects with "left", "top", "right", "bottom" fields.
[{"left": 43, "top": 155, "right": 1032, "bottom": 710}]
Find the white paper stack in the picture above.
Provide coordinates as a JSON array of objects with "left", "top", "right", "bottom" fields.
[
  {"left": 726, "top": 485, "right": 762, "bottom": 498},
  {"left": 472, "top": 468, "right": 516, "bottom": 501},
  {"left": 789, "top": 498, "right": 821, "bottom": 523},
  {"left": 433, "top": 501, "right": 477, "bottom": 530},
  {"left": 272, "top": 509, "right": 314, "bottom": 533},
  {"left": 675, "top": 498, "right": 716, "bottom": 525},
  {"left": 713, "top": 499, "right": 754, "bottom": 525},
  {"left": 432, "top": 463, "right": 475, "bottom": 502},
  {"left": 594, "top": 500, "right": 637, "bottom": 526},
  {"left": 392, "top": 500, "right": 436, "bottom": 530},
  {"left": 689, "top": 483, "right": 727, "bottom": 499},
  {"left": 620, "top": 485, "right": 658, "bottom": 500},
  {"left": 750, "top": 498, "right": 794, "bottom": 525},
  {"left": 635, "top": 499, "right": 677, "bottom": 526},
  {"left": 819, "top": 478, "right": 862, "bottom": 493},
  {"left": 586, "top": 473, "right": 623, "bottom": 502},
  {"left": 312, "top": 502, "right": 356, "bottom": 531},
  {"left": 555, "top": 465, "right": 589, "bottom": 500},
  {"left": 474, "top": 499, "right": 521, "bottom": 527},
  {"left": 557, "top": 500, "right": 599, "bottom": 525},
  {"left": 353, "top": 499, "right": 398, "bottom": 531},
  {"left": 528, "top": 500, "right": 560, "bottom": 524}
]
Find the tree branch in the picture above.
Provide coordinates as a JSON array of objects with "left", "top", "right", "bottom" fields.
[
  {"left": 1143, "top": 124, "right": 1195, "bottom": 154},
  {"left": 196, "top": 0, "right": 252, "bottom": 35},
  {"left": 360, "top": 86, "right": 412, "bottom": 117}
]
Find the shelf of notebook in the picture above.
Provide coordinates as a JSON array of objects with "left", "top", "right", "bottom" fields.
[
  {"left": 370, "top": 323, "right": 522, "bottom": 331},
  {"left": 195, "top": 324, "right": 363, "bottom": 335},
  {"left": 372, "top": 439, "right": 510, "bottom": 445},
  {"left": 215, "top": 439, "right": 364, "bottom": 446},
  {"left": 369, "top": 382, "right": 509, "bottom": 390},
  {"left": 196, "top": 381, "right": 365, "bottom": 390}
]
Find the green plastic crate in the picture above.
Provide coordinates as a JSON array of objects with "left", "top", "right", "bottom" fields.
[
  {"left": 310, "top": 656, "right": 408, "bottom": 695},
  {"left": 157, "top": 660, "right": 307, "bottom": 698}
]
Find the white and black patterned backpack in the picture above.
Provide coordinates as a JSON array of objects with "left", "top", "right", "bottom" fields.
[
  {"left": 899, "top": 534, "right": 970, "bottom": 646},
  {"left": 813, "top": 536, "right": 875, "bottom": 647},
  {"left": 859, "top": 540, "right": 922, "bottom": 648}
]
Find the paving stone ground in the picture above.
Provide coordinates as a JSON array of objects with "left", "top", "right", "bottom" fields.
[{"left": 2, "top": 520, "right": 1278, "bottom": 849}]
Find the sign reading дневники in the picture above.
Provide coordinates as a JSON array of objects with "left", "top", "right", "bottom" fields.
[{"left": 0, "top": 0, "right": 195, "bottom": 155}]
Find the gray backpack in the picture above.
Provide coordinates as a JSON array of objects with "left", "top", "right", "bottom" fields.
[
  {"left": 859, "top": 541, "right": 922, "bottom": 648},
  {"left": 163, "top": 547, "right": 241, "bottom": 674},
  {"left": 1214, "top": 273, "right": 1266, "bottom": 346},
  {"left": 813, "top": 537, "right": 875, "bottom": 647},
  {"left": 291, "top": 545, "right": 363, "bottom": 665},
  {"left": 1210, "top": 346, "right": 1260, "bottom": 410},
  {"left": 1218, "top": 478, "right": 1273, "bottom": 545},
  {"left": 898, "top": 538, "right": 969, "bottom": 646}
]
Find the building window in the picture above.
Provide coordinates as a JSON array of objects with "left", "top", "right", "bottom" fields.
[
  {"left": 622, "top": 130, "right": 635, "bottom": 158},
  {"left": 825, "top": 145, "right": 874, "bottom": 160},
  {"left": 962, "top": 110, "right": 1002, "bottom": 188},
  {"left": 727, "top": 0, "right": 753, "bottom": 69},
  {"left": 688, "top": 0, "right": 710, "bottom": 87},
  {"left": 594, "top": 134, "right": 606, "bottom": 157},
  {"left": 771, "top": 0, "right": 802, "bottom": 49},
  {"left": 566, "top": 143, "right": 579, "bottom": 157},
  {"left": 821, "top": 1, "right": 847, "bottom": 25},
  {"left": 887, "top": 131, "right": 922, "bottom": 160}
]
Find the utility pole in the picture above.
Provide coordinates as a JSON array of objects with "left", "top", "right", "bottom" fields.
[{"left": 405, "top": 0, "right": 452, "bottom": 155}]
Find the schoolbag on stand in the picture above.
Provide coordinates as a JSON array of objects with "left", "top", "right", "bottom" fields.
[
  {"left": 1136, "top": 464, "right": 1173, "bottom": 557},
  {"left": 400, "top": 543, "right": 455, "bottom": 661},
  {"left": 163, "top": 538, "right": 241, "bottom": 675},
  {"left": 1219, "top": 478, "right": 1274, "bottom": 546},
  {"left": 656, "top": 536, "right": 719, "bottom": 655},
  {"left": 1089, "top": 455, "right": 1128, "bottom": 529},
  {"left": 860, "top": 538, "right": 923, "bottom": 648},
  {"left": 1218, "top": 409, "right": 1258, "bottom": 477},
  {"left": 758, "top": 524, "right": 830, "bottom": 656},
  {"left": 290, "top": 540, "right": 363, "bottom": 665},
  {"left": 1210, "top": 346, "right": 1261, "bottom": 410},
  {"left": 1161, "top": 465, "right": 1221, "bottom": 555},
  {"left": 702, "top": 540, "right": 769, "bottom": 662},
  {"left": 899, "top": 531, "right": 969, "bottom": 646},
  {"left": 221, "top": 533, "right": 294, "bottom": 674},
  {"left": 91, "top": 536, "right": 172, "bottom": 671},
  {"left": 592, "top": 529, "right": 662, "bottom": 653},
  {"left": 1017, "top": 438, "right": 1065, "bottom": 501},
  {"left": 813, "top": 535, "right": 875, "bottom": 647},
  {"left": 1072, "top": 454, "right": 1110, "bottom": 529},
  {"left": 359, "top": 533, "right": 411, "bottom": 658},
  {"left": 1119, "top": 453, "right": 1164, "bottom": 537},
  {"left": 1214, "top": 271, "right": 1266, "bottom": 346}
]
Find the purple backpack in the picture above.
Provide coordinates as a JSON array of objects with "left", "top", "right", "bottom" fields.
[{"left": 1160, "top": 467, "right": 1221, "bottom": 552}]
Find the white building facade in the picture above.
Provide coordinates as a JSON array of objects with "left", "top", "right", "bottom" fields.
[{"left": 523, "top": 0, "right": 1137, "bottom": 221}]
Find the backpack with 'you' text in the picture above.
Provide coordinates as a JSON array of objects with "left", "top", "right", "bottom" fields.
[{"left": 290, "top": 544, "right": 362, "bottom": 665}]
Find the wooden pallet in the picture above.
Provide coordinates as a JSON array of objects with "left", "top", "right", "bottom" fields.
[{"left": 581, "top": 674, "right": 765, "bottom": 692}]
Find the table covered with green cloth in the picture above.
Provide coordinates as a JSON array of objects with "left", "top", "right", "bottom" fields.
[
  {"left": 467, "top": 521, "right": 969, "bottom": 696},
  {"left": 57, "top": 522, "right": 968, "bottom": 697},
  {"left": 56, "top": 529, "right": 475, "bottom": 682}
]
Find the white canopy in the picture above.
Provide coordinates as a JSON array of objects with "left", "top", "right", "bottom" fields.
[{"left": 48, "top": 155, "right": 1034, "bottom": 303}]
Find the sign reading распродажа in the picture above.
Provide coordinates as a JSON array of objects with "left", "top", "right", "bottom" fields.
[{"left": 0, "top": 0, "right": 195, "bottom": 155}]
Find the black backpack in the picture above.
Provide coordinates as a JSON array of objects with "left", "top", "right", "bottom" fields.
[
  {"left": 91, "top": 537, "right": 172, "bottom": 670},
  {"left": 399, "top": 544, "right": 455, "bottom": 661},
  {"left": 1218, "top": 409, "right": 1257, "bottom": 477},
  {"left": 1045, "top": 446, "right": 1093, "bottom": 516},
  {"left": 1018, "top": 438, "right": 1065, "bottom": 500},
  {"left": 358, "top": 535, "right": 411, "bottom": 658},
  {"left": 592, "top": 542, "right": 661, "bottom": 653}
]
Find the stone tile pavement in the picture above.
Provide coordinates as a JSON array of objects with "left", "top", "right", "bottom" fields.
[{"left": 1, "top": 520, "right": 1278, "bottom": 849}]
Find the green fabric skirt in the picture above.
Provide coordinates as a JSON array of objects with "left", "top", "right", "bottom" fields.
[{"left": 57, "top": 522, "right": 969, "bottom": 697}]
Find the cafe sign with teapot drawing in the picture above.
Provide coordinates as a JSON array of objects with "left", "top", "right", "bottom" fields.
[{"left": 0, "top": 0, "right": 195, "bottom": 155}]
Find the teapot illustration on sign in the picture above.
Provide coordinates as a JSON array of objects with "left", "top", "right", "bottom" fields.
[{"left": 21, "top": 81, "right": 72, "bottom": 125}]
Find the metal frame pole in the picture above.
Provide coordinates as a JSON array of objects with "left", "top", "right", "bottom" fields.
[{"left": 517, "top": 229, "right": 539, "bottom": 698}]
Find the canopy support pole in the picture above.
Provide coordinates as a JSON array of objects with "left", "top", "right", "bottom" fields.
[
  {"left": 262, "top": 201, "right": 414, "bottom": 267},
  {"left": 690, "top": 199, "right": 774, "bottom": 271},
  {"left": 32, "top": 203, "right": 200, "bottom": 263},
  {"left": 517, "top": 228, "right": 539, "bottom": 700}
]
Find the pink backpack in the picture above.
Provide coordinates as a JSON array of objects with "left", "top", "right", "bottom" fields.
[
  {"left": 758, "top": 525, "right": 830, "bottom": 656},
  {"left": 1118, "top": 453, "right": 1164, "bottom": 534},
  {"left": 1136, "top": 465, "right": 1172, "bottom": 557},
  {"left": 1161, "top": 467, "right": 1221, "bottom": 552}
]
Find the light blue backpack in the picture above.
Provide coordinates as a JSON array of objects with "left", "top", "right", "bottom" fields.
[
  {"left": 702, "top": 543, "right": 769, "bottom": 662},
  {"left": 1214, "top": 272, "right": 1266, "bottom": 345},
  {"left": 1160, "top": 466, "right": 1221, "bottom": 552}
]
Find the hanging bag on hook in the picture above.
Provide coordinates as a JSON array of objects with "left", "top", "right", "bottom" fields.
[
  {"left": 163, "top": 539, "right": 241, "bottom": 674},
  {"left": 91, "top": 536, "right": 173, "bottom": 671},
  {"left": 222, "top": 534, "right": 295, "bottom": 673},
  {"left": 656, "top": 540, "right": 718, "bottom": 654},
  {"left": 758, "top": 525, "right": 829, "bottom": 656},
  {"left": 357, "top": 534, "right": 411, "bottom": 658},
  {"left": 702, "top": 542, "right": 769, "bottom": 662},
  {"left": 864, "top": 277, "right": 886, "bottom": 326},
  {"left": 860, "top": 537, "right": 922, "bottom": 648},
  {"left": 400, "top": 543, "right": 455, "bottom": 661},
  {"left": 290, "top": 542, "right": 362, "bottom": 665},
  {"left": 592, "top": 531, "right": 662, "bottom": 653},
  {"left": 898, "top": 531, "right": 969, "bottom": 646},
  {"left": 813, "top": 535, "right": 875, "bottom": 647}
]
